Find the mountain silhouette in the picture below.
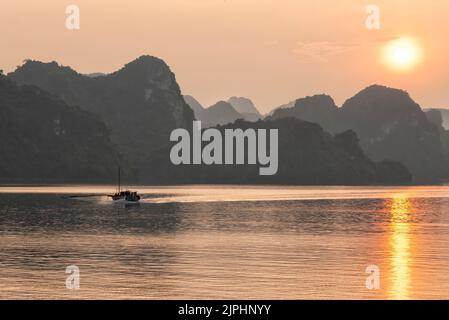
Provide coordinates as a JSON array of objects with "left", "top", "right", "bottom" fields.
[
  {"left": 270, "top": 85, "right": 449, "bottom": 181},
  {"left": 4, "top": 56, "right": 427, "bottom": 184},
  {"left": 157, "top": 118, "right": 411, "bottom": 185},
  {"left": 271, "top": 94, "right": 338, "bottom": 131},
  {"left": 339, "top": 85, "right": 448, "bottom": 180},
  {"left": 266, "top": 100, "right": 296, "bottom": 117},
  {"left": 183, "top": 95, "right": 204, "bottom": 118},
  {"left": 227, "top": 96, "right": 261, "bottom": 122},
  {"left": 196, "top": 101, "right": 243, "bottom": 127},
  {"left": 425, "top": 108, "right": 449, "bottom": 130},
  {"left": 425, "top": 109, "right": 449, "bottom": 165},
  {"left": 9, "top": 56, "right": 194, "bottom": 181},
  {"left": 0, "top": 75, "right": 121, "bottom": 182}
]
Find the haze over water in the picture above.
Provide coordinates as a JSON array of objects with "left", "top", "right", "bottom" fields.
[{"left": 1, "top": 185, "right": 449, "bottom": 299}]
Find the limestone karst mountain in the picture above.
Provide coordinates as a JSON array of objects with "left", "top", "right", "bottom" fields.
[
  {"left": 0, "top": 75, "right": 121, "bottom": 182},
  {"left": 266, "top": 100, "right": 296, "bottom": 117},
  {"left": 4, "top": 56, "right": 434, "bottom": 183},
  {"left": 183, "top": 95, "right": 204, "bottom": 118},
  {"left": 157, "top": 118, "right": 411, "bottom": 185},
  {"left": 196, "top": 101, "right": 243, "bottom": 128},
  {"left": 339, "top": 85, "right": 449, "bottom": 180},
  {"left": 227, "top": 96, "right": 262, "bottom": 122},
  {"left": 9, "top": 56, "right": 194, "bottom": 181},
  {"left": 425, "top": 108, "right": 449, "bottom": 130},
  {"left": 271, "top": 94, "right": 339, "bottom": 131},
  {"left": 270, "top": 85, "right": 449, "bottom": 181}
]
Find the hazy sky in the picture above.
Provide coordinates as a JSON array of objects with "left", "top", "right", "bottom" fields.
[{"left": 1, "top": 0, "right": 448, "bottom": 113}]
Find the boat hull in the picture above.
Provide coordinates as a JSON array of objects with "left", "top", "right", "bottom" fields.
[
  {"left": 111, "top": 198, "right": 140, "bottom": 204},
  {"left": 108, "top": 190, "right": 141, "bottom": 203}
]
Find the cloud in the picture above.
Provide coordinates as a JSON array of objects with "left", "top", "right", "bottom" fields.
[{"left": 292, "top": 41, "right": 357, "bottom": 63}]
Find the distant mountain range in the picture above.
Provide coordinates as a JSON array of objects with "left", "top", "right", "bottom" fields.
[
  {"left": 196, "top": 101, "right": 242, "bottom": 127},
  {"left": 183, "top": 95, "right": 262, "bottom": 126},
  {"left": 266, "top": 100, "right": 296, "bottom": 117},
  {"left": 150, "top": 118, "right": 411, "bottom": 185},
  {"left": 271, "top": 94, "right": 338, "bottom": 131},
  {"left": 227, "top": 97, "right": 262, "bottom": 122},
  {"left": 2, "top": 55, "right": 447, "bottom": 184},
  {"left": 270, "top": 85, "right": 449, "bottom": 181}
]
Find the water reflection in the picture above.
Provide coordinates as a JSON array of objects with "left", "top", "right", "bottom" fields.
[
  {"left": 388, "top": 194, "right": 413, "bottom": 299},
  {"left": 2, "top": 186, "right": 449, "bottom": 299}
]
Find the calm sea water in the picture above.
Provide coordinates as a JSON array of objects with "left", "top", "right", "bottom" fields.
[{"left": 1, "top": 185, "right": 449, "bottom": 299}]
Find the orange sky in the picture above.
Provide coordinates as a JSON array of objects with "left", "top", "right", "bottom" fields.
[{"left": 1, "top": 0, "right": 448, "bottom": 113}]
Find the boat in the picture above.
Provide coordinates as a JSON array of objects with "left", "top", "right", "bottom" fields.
[{"left": 107, "top": 167, "right": 141, "bottom": 203}]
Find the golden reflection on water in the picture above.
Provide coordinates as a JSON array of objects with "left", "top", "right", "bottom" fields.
[{"left": 388, "top": 193, "right": 413, "bottom": 299}]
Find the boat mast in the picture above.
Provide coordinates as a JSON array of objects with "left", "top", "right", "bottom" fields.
[{"left": 118, "top": 166, "right": 121, "bottom": 193}]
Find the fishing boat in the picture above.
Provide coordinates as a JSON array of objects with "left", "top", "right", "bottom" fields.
[{"left": 107, "top": 167, "right": 141, "bottom": 203}]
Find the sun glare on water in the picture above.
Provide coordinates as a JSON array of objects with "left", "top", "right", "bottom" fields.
[{"left": 382, "top": 37, "right": 422, "bottom": 72}]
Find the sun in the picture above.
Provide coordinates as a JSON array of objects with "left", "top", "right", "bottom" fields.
[{"left": 382, "top": 37, "right": 422, "bottom": 72}]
